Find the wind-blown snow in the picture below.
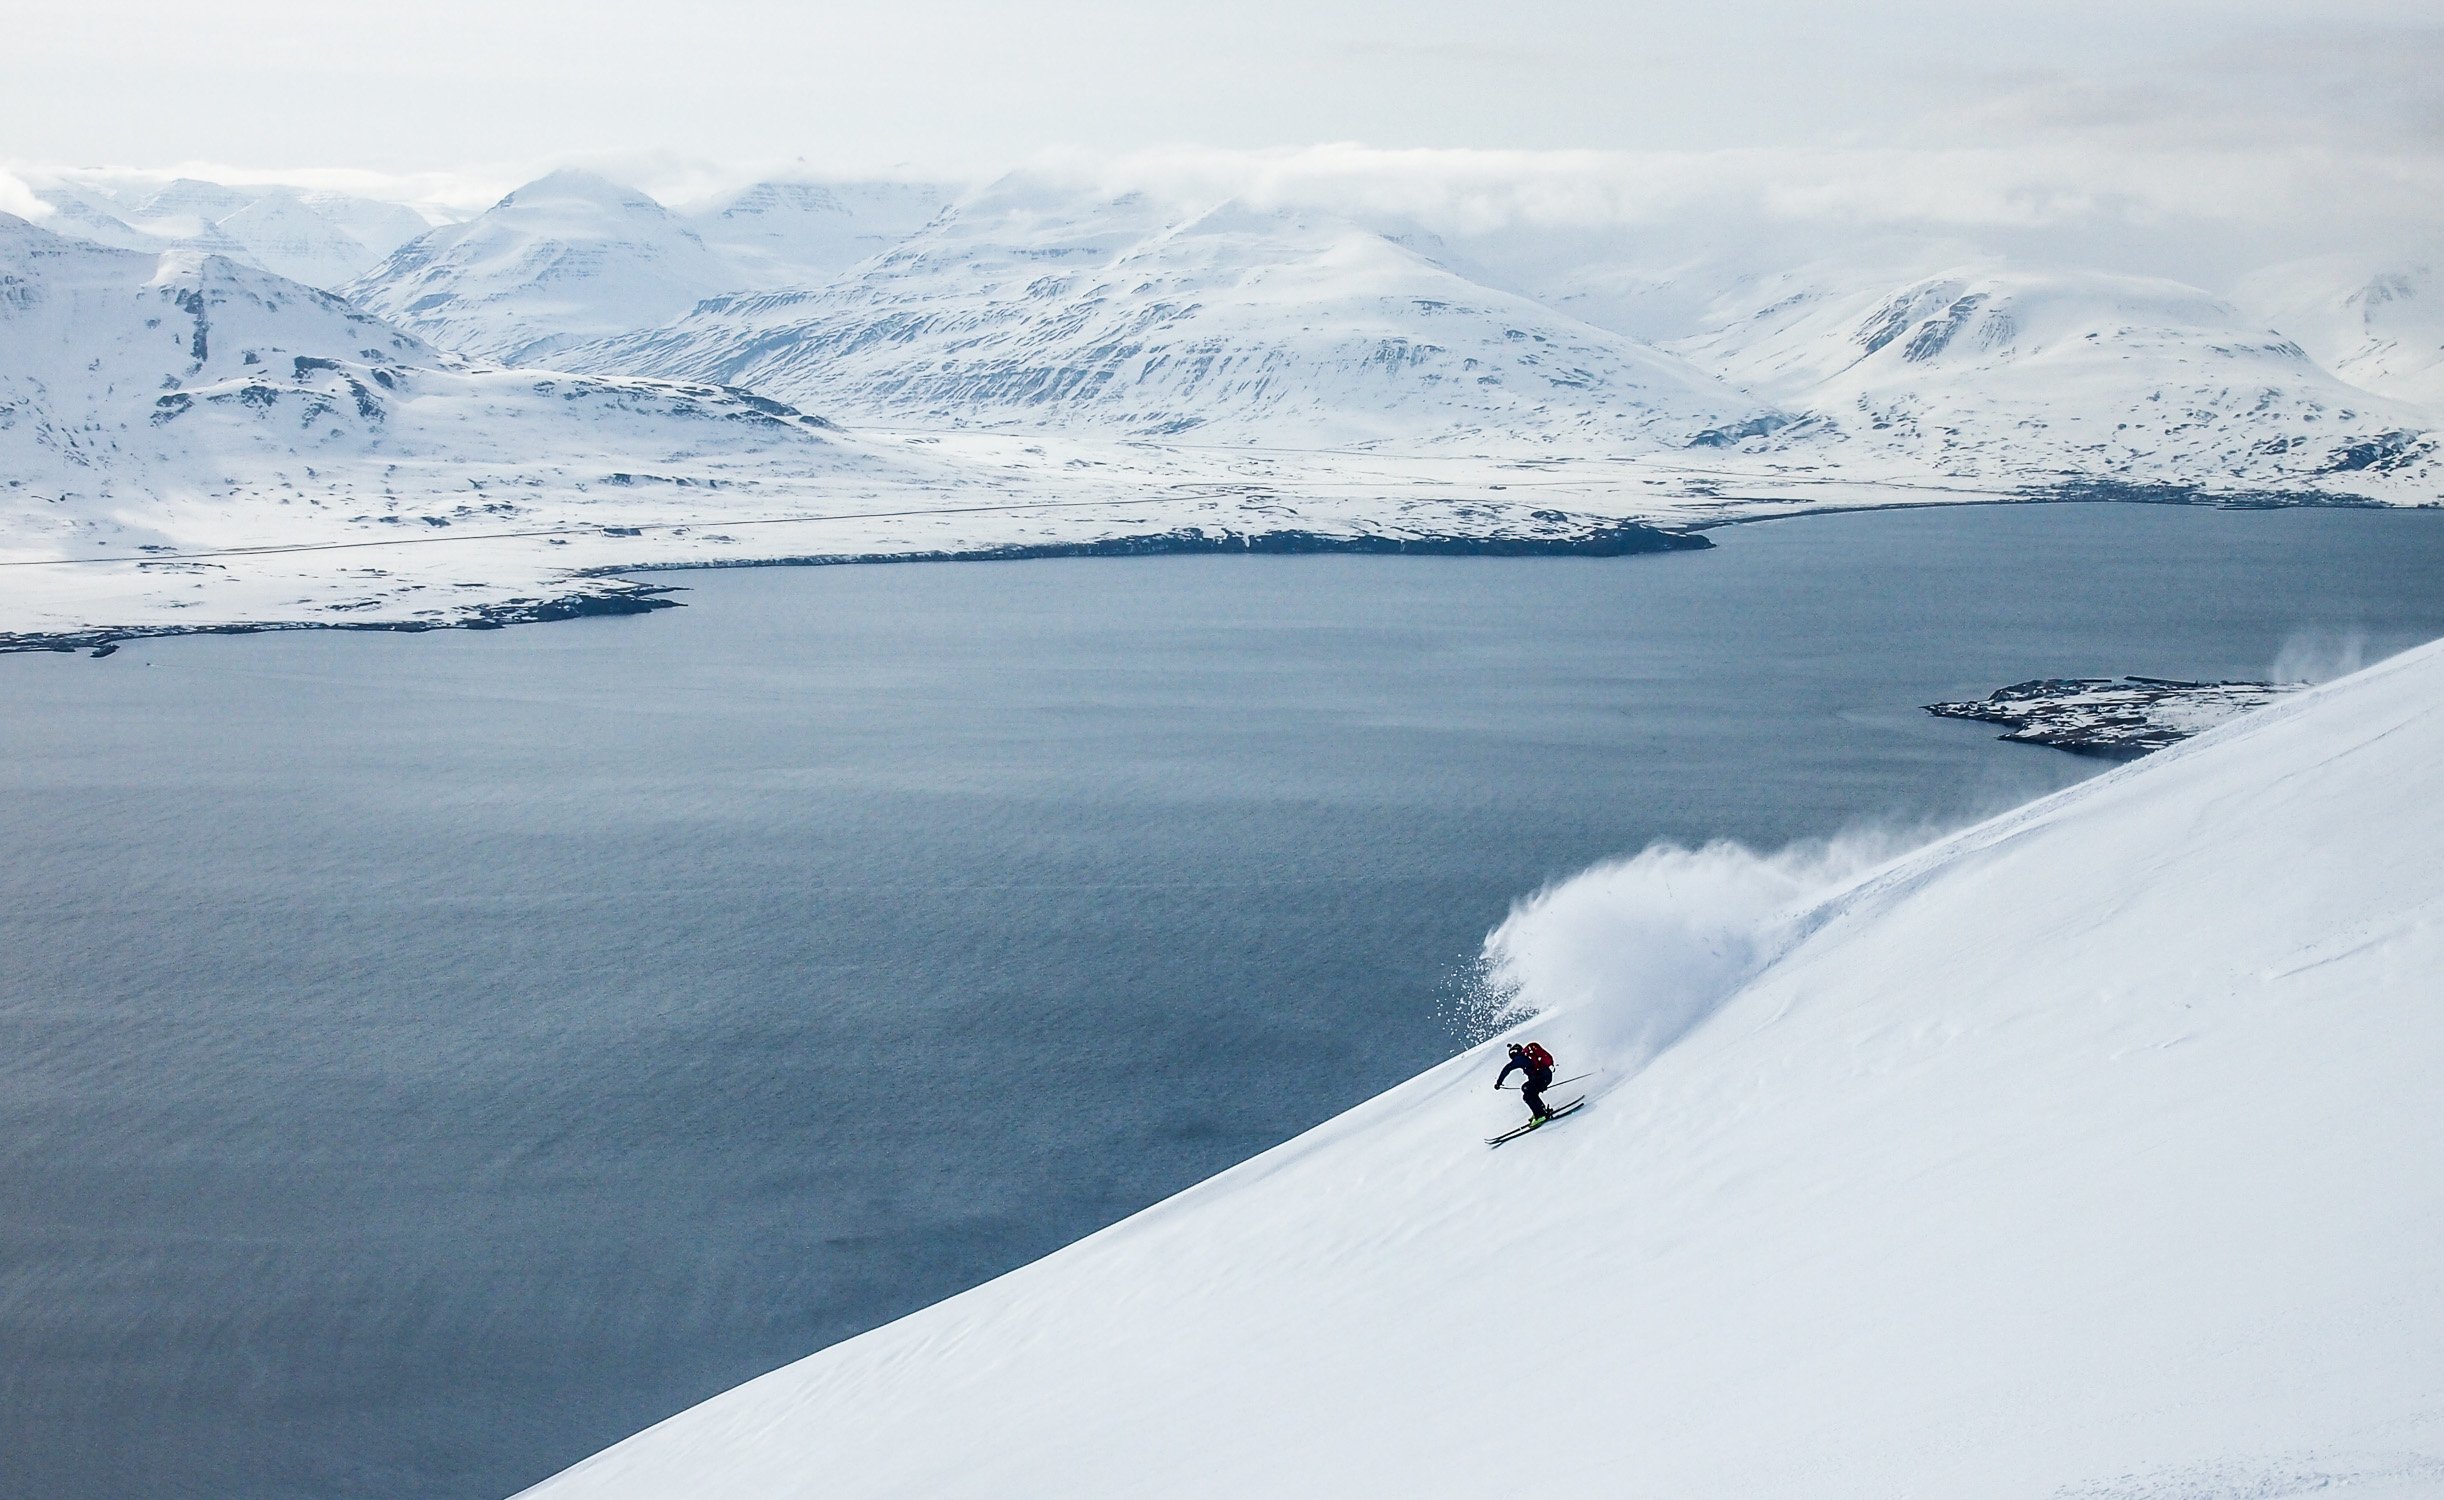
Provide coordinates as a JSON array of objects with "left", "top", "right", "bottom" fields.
[
  {"left": 1474, "top": 833, "right": 1920, "bottom": 1064},
  {"left": 517, "top": 638, "right": 2444, "bottom": 1500}
]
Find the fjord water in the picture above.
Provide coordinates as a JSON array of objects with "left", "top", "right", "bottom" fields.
[{"left": 4, "top": 504, "right": 2442, "bottom": 1500}]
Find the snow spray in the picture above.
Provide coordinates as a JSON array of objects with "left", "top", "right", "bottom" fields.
[
  {"left": 2269, "top": 627, "right": 2382, "bottom": 686},
  {"left": 1455, "top": 830, "right": 1929, "bottom": 1072}
]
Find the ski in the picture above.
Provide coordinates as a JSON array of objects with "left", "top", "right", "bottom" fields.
[{"left": 1485, "top": 1095, "right": 1587, "bottom": 1147}]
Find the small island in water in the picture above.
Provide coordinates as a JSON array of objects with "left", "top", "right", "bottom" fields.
[{"left": 1926, "top": 676, "right": 2306, "bottom": 757}]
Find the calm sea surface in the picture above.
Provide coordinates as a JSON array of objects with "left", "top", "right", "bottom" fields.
[{"left": 4, "top": 502, "right": 2441, "bottom": 1499}]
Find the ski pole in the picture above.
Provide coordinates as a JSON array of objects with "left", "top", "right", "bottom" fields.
[{"left": 1498, "top": 1071, "right": 1592, "bottom": 1091}]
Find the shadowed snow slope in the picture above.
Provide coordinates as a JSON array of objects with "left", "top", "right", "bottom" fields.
[{"left": 521, "top": 638, "right": 2444, "bottom": 1500}]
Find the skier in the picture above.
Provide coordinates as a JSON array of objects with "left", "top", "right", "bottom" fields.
[{"left": 1496, "top": 1041, "right": 1559, "bottom": 1122}]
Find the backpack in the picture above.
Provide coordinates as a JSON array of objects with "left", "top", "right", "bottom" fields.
[{"left": 1521, "top": 1042, "right": 1555, "bottom": 1072}]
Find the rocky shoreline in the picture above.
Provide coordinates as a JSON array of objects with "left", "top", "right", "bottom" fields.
[
  {"left": 0, "top": 585, "right": 681, "bottom": 658},
  {"left": 1926, "top": 675, "right": 2304, "bottom": 756},
  {"left": 625, "top": 519, "right": 1712, "bottom": 573},
  {"left": 0, "top": 520, "right": 1707, "bottom": 657}
]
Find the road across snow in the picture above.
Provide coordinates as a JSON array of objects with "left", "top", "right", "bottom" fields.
[{"left": 516, "top": 637, "right": 2444, "bottom": 1498}]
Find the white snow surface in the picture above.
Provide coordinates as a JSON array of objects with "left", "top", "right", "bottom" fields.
[
  {"left": 686, "top": 179, "right": 949, "bottom": 291},
  {"left": 564, "top": 183, "right": 1779, "bottom": 447},
  {"left": 343, "top": 170, "right": 739, "bottom": 365},
  {"left": 2238, "top": 258, "right": 2444, "bottom": 411},
  {"left": 519, "top": 638, "right": 2444, "bottom": 1500},
  {"left": 1671, "top": 261, "right": 2438, "bottom": 486},
  {"left": 28, "top": 175, "right": 432, "bottom": 289}
]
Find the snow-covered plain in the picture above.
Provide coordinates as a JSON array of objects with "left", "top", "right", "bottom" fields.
[{"left": 518, "top": 636, "right": 2444, "bottom": 1500}]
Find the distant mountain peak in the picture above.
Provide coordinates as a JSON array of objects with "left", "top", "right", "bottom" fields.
[
  {"left": 493, "top": 168, "right": 676, "bottom": 218},
  {"left": 564, "top": 187, "right": 1774, "bottom": 448},
  {"left": 344, "top": 171, "right": 736, "bottom": 364}
]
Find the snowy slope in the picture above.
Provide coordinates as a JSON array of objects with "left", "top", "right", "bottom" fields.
[
  {"left": 207, "top": 189, "right": 427, "bottom": 288},
  {"left": 1673, "top": 263, "right": 2437, "bottom": 488},
  {"left": 688, "top": 179, "right": 945, "bottom": 289},
  {"left": 2237, "top": 258, "right": 2444, "bottom": 412},
  {"left": 122, "top": 176, "right": 257, "bottom": 228},
  {"left": 520, "top": 638, "right": 2444, "bottom": 1500},
  {"left": 25, "top": 186, "right": 160, "bottom": 252},
  {"left": 0, "top": 211, "right": 899, "bottom": 491},
  {"left": 566, "top": 184, "right": 1777, "bottom": 448},
  {"left": 0, "top": 212, "right": 432, "bottom": 486},
  {"left": 344, "top": 170, "right": 737, "bottom": 364},
  {"left": 27, "top": 177, "right": 437, "bottom": 288}
]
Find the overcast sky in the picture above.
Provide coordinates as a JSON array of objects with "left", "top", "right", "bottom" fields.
[{"left": 3, "top": 0, "right": 2436, "bottom": 273}]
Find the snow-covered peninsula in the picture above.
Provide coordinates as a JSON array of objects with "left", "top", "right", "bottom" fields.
[
  {"left": 517, "top": 639, "right": 2444, "bottom": 1499},
  {"left": 1926, "top": 676, "right": 2305, "bottom": 756}
]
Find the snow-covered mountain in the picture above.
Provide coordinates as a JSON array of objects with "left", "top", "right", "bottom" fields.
[
  {"left": 1670, "top": 262, "right": 2436, "bottom": 486},
  {"left": 25, "top": 186, "right": 159, "bottom": 252},
  {"left": 0, "top": 212, "right": 430, "bottom": 485},
  {"left": 122, "top": 176, "right": 258, "bottom": 229},
  {"left": 5, "top": 164, "right": 2438, "bottom": 643},
  {"left": 25, "top": 177, "right": 435, "bottom": 289},
  {"left": 518, "top": 635, "right": 2444, "bottom": 1500},
  {"left": 343, "top": 170, "right": 739, "bottom": 364},
  {"left": 688, "top": 179, "right": 947, "bottom": 289},
  {"left": 205, "top": 191, "right": 391, "bottom": 289},
  {"left": 15, "top": 164, "right": 2440, "bottom": 494},
  {"left": 2236, "top": 258, "right": 2444, "bottom": 412},
  {"left": 567, "top": 184, "right": 1779, "bottom": 448},
  {"left": 0, "top": 208, "right": 1764, "bottom": 644},
  {"left": 0, "top": 211, "right": 887, "bottom": 515},
  {"left": 208, "top": 189, "right": 433, "bottom": 288}
]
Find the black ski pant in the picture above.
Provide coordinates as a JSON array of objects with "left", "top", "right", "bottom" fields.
[{"left": 1521, "top": 1071, "right": 1553, "bottom": 1118}]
